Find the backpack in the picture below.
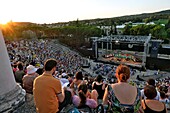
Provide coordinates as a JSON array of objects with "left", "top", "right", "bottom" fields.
[
  {"left": 78, "top": 104, "right": 93, "bottom": 113},
  {"left": 94, "top": 104, "right": 104, "bottom": 113},
  {"left": 60, "top": 104, "right": 80, "bottom": 113}
]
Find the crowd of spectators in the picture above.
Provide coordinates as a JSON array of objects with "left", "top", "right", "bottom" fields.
[
  {"left": 5, "top": 39, "right": 170, "bottom": 112},
  {"left": 6, "top": 39, "right": 84, "bottom": 81}
]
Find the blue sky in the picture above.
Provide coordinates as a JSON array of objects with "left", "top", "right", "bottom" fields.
[{"left": 0, "top": 0, "right": 169, "bottom": 24}]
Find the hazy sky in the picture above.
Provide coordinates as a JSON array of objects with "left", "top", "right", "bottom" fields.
[{"left": 0, "top": 0, "right": 170, "bottom": 24}]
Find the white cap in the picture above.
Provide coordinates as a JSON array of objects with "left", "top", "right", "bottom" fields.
[{"left": 27, "top": 65, "right": 37, "bottom": 74}]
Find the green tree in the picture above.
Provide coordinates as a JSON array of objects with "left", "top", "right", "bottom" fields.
[
  {"left": 165, "top": 19, "right": 170, "bottom": 30},
  {"left": 123, "top": 24, "right": 131, "bottom": 35},
  {"left": 166, "top": 28, "right": 170, "bottom": 38},
  {"left": 151, "top": 25, "right": 166, "bottom": 39}
]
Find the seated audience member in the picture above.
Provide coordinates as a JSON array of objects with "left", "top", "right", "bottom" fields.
[
  {"left": 60, "top": 77, "right": 70, "bottom": 88},
  {"left": 159, "top": 91, "right": 170, "bottom": 108},
  {"left": 72, "top": 83, "right": 98, "bottom": 109},
  {"left": 12, "top": 63, "right": 18, "bottom": 76},
  {"left": 36, "top": 67, "right": 44, "bottom": 75},
  {"left": 68, "top": 73, "right": 74, "bottom": 85},
  {"left": 168, "top": 85, "right": 170, "bottom": 99},
  {"left": 142, "top": 85, "right": 167, "bottom": 113},
  {"left": 141, "top": 78, "right": 160, "bottom": 100},
  {"left": 22, "top": 65, "right": 39, "bottom": 94},
  {"left": 70, "top": 71, "right": 84, "bottom": 95},
  {"left": 61, "top": 69, "right": 67, "bottom": 78},
  {"left": 103, "top": 64, "right": 142, "bottom": 113},
  {"left": 92, "top": 75, "right": 106, "bottom": 100},
  {"left": 52, "top": 71, "right": 70, "bottom": 88},
  {"left": 15, "top": 62, "right": 25, "bottom": 84},
  {"left": 33, "top": 59, "right": 71, "bottom": 113}
]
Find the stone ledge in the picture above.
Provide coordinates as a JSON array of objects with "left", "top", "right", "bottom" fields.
[{"left": 0, "top": 84, "right": 26, "bottom": 113}]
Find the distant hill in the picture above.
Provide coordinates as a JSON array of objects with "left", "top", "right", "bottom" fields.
[
  {"left": 72, "top": 9, "right": 170, "bottom": 25},
  {"left": 115, "top": 9, "right": 170, "bottom": 18},
  {"left": 154, "top": 9, "right": 170, "bottom": 14}
]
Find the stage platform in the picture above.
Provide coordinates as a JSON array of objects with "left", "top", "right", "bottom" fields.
[{"left": 97, "top": 56, "right": 143, "bottom": 69}]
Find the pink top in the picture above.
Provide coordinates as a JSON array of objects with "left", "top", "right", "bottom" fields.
[{"left": 72, "top": 95, "right": 97, "bottom": 108}]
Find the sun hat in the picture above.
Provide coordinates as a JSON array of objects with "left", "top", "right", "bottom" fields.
[{"left": 27, "top": 65, "right": 37, "bottom": 74}]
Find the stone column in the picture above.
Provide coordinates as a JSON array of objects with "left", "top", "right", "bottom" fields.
[
  {"left": 95, "top": 39, "right": 98, "bottom": 59},
  {"left": 101, "top": 42, "right": 103, "bottom": 50},
  {"left": 110, "top": 43, "right": 112, "bottom": 50},
  {"left": 106, "top": 38, "right": 109, "bottom": 54},
  {"left": 0, "top": 31, "right": 25, "bottom": 112}
]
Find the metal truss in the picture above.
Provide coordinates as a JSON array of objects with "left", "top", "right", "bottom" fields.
[{"left": 98, "top": 35, "right": 151, "bottom": 44}]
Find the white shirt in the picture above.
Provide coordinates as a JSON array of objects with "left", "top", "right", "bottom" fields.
[
  {"left": 159, "top": 98, "right": 170, "bottom": 103},
  {"left": 141, "top": 89, "right": 160, "bottom": 100}
]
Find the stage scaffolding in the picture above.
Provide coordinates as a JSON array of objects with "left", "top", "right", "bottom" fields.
[{"left": 92, "top": 34, "right": 152, "bottom": 68}]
